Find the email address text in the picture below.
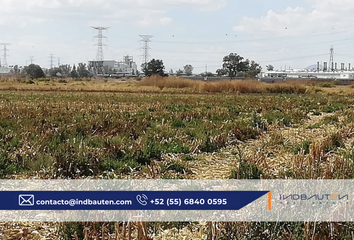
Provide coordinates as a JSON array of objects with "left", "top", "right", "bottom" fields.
[{"left": 35, "top": 199, "right": 132, "bottom": 206}]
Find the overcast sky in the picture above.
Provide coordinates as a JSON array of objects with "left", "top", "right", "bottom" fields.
[{"left": 1, "top": 0, "right": 354, "bottom": 73}]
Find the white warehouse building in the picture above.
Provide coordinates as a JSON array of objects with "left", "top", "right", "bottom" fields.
[
  {"left": 0, "top": 66, "right": 11, "bottom": 75},
  {"left": 90, "top": 55, "right": 138, "bottom": 76}
]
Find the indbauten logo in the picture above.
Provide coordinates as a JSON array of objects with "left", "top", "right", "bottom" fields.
[
  {"left": 280, "top": 194, "right": 348, "bottom": 201},
  {"left": 278, "top": 194, "right": 349, "bottom": 206}
]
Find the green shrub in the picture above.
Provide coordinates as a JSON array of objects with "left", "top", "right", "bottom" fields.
[
  {"left": 263, "top": 112, "right": 292, "bottom": 127},
  {"left": 200, "top": 136, "right": 219, "bottom": 153},
  {"left": 160, "top": 161, "right": 189, "bottom": 174},
  {"left": 171, "top": 118, "right": 186, "bottom": 128},
  {"left": 230, "top": 161, "right": 263, "bottom": 179},
  {"left": 293, "top": 140, "right": 312, "bottom": 155},
  {"left": 324, "top": 133, "right": 344, "bottom": 152},
  {"left": 0, "top": 152, "right": 21, "bottom": 178},
  {"left": 182, "top": 155, "right": 196, "bottom": 161},
  {"left": 250, "top": 113, "right": 267, "bottom": 131}
]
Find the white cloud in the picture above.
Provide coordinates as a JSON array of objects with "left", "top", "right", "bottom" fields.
[
  {"left": 135, "top": 10, "right": 173, "bottom": 27},
  {"left": 0, "top": 0, "right": 228, "bottom": 27},
  {"left": 310, "top": 0, "right": 354, "bottom": 12},
  {"left": 233, "top": 0, "right": 354, "bottom": 36},
  {"left": 123, "top": 0, "right": 228, "bottom": 11}
]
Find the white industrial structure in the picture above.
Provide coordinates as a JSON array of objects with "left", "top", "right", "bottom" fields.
[
  {"left": 0, "top": 66, "right": 10, "bottom": 75},
  {"left": 260, "top": 66, "right": 354, "bottom": 80},
  {"left": 260, "top": 63, "right": 354, "bottom": 81},
  {"left": 260, "top": 47, "right": 354, "bottom": 81},
  {"left": 260, "top": 70, "right": 354, "bottom": 81},
  {"left": 89, "top": 55, "right": 138, "bottom": 76}
]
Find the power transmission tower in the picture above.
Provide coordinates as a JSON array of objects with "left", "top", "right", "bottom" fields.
[
  {"left": 92, "top": 26, "right": 109, "bottom": 61},
  {"left": 29, "top": 56, "right": 34, "bottom": 64},
  {"left": 139, "top": 35, "right": 153, "bottom": 68},
  {"left": 329, "top": 46, "right": 334, "bottom": 72},
  {"left": 0, "top": 43, "right": 10, "bottom": 67},
  {"left": 49, "top": 54, "right": 54, "bottom": 69}
]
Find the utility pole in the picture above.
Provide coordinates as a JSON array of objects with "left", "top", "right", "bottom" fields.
[
  {"left": 139, "top": 35, "right": 153, "bottom": 69},
  {"left": 0, "top": 43, "right": 10, "bottom": 67},
  {"left": 49, "top": 54, "right": 54, "bottom": 69},
  {"left": 58, "top": 57, "right": 60, "bottom": 67}
]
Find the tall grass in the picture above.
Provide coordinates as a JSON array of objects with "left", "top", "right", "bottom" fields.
[{"left": 138, "top": 75, "right": 307, "bottom": 94}]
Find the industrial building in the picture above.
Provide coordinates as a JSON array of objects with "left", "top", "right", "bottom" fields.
[
  {"left": 0, "top": 66, "right": 10, "bottom": 75},
  {"left": 260, "top": 46, "right": 354, "bottom": 82},
  {"left": 260, "top": 61, "right": 354, "bottom": 82},
  {"left": 260, "top": 70, "right": 354, "bottom": 81},
  {"left": 89, "top": 55, "right": 138, "bottom": 77}
]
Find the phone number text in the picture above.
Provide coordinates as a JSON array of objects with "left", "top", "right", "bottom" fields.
[{"left": 151, "top": 198, "right": 227, "bottom": 207}]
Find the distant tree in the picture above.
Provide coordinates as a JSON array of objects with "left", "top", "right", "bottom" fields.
[
  {"left": 183, "top": 64, "right": 194, "bottom": 76},
  {"left": 87, "top": 61, "right": 95, "bottom": 73},
  {"left": 77, "top": 63, "right": 90, "bottom": 78},
  {"left": 201, "top": 72, "right": 214, "bottom": 77},
  {"left": 169, "top": 69, "right": 174, "bottom": 75},
  {"left": 143, "top": 59, "right": 166, "bottom": 77},
  {"left": 58, "top": 64, "right": 71, "bottom": 77},
  {"left": 221, "top": 53, "right": 250, "bottom": 79},
  {"left": 70, "top": 64, "right": 79, "bottom": 78},
  {"left": 246, "top": 60, "right": 262, "bottom": 78},
  {"left": 140, "top": 63, "right": 147, "bottom": 73},
  {"left": 216, "top": 68, "right": 228, "bottom": 76},
  {"left": 176, "top": 69, "right": 183, "bottom": 76},
  {"left": 13, "top": 65, "right": 20, "bottom": 73},
  {"left": 49, "top": 67, "right": 61, "bottom": 77},
  {"left": 22, "top": 64, "right": 45, "bottom": 79},
  {"left": 266, "top": 64, "right": 274, "bottom": 71}
]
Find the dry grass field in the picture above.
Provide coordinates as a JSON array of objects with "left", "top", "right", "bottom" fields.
[
  {"left": 0, "top": 75, "right": 309, "bottom": 94},
  {"left": 1, "top": 76, "right": 354, "bottom": 239}
]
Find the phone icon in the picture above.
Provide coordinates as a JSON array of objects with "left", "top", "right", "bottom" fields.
[{"left": 136, "top": 194, "right": 148, "bottom": 206}]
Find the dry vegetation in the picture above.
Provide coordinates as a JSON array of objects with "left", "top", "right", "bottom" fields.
[
  {"left": 138, "top": 75, "right": 307, "bottom": 94},
  {"left": 1, "top": 77, "right": 354, "bottom": 239},
  {"left": 0, "top": 75, "right": 309, "bottom": 94}
]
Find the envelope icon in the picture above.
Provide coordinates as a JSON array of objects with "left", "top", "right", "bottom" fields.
[{"left": 19, "top": 195, "right": 34, "bottom": 206}]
